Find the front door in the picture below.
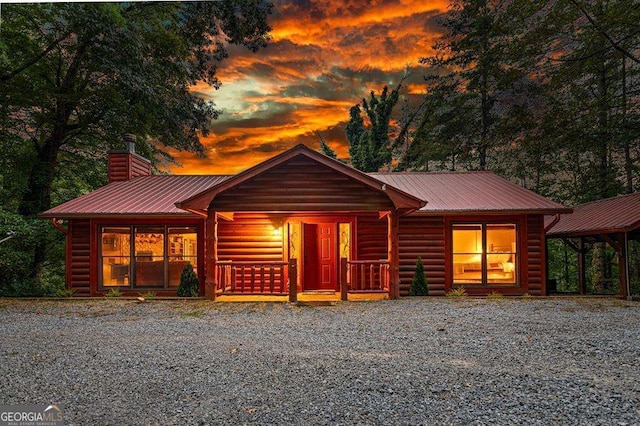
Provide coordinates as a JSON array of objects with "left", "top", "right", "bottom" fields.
[{"left": 303, "top": 223, "right": 337, "bottom": 291}]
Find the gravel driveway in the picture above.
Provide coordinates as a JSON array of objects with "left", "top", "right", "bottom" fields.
[{"left": 0, "top": 298, "right": 638, "bottom": 425}]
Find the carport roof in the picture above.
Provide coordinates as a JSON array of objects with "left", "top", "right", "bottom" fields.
[{"left": 546, "top": 192, "right": 640, "bottom": 238}]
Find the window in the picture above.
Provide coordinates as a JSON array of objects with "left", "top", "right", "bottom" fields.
[
  {"left": 452, "top": 223, "right": 517, "bottom": 286},
  {"left": 100, "top": 225, "right": 198, "bottom": 289}
]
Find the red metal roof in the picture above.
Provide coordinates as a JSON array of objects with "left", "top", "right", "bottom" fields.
[
  {"left": 546, "top": 192, "right": 640, "bottom": 237},
  {"left": 41, "top": 159, "right": 569, "bottom": 218},
  {"left": 40, "top": 175, "right": 231, "bottom": 218},
  {"left": 370, "top": 172, "right": 570, "bottom": 214}
]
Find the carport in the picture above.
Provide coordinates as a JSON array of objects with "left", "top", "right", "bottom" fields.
[{"left": 546, "top": 193, "right": 640, "bottom": 299}]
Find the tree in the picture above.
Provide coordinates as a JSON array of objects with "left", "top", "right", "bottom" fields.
[
  {"left": 409, "top": 257, "right": 428, "bottom": 296},
  {"left": 314, "top": 131, "right": 337, "bottom": 158},
  {"left": 177, "top": 263, "right": 200, "bottom": 297},
  {"left": 346, "top": 75, "right": 408, "bottom": 172},
  {"left": 415, "top": 0, "right": 515, "bottom": 171},
  {"left": 0, "top": 1, "right": 272, "bottom": 284}
]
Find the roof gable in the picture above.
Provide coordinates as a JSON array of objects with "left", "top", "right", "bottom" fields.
[{"left": 176, "top": 144, "right": 426, "bottom": 214}]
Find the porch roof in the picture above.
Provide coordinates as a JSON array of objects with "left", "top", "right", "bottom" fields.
[
  {"left": 371, "top": 172, "right": 571, "bottom": 215},
  {"left": 546, "top": 192, "right": 640, "bottom": 238}
]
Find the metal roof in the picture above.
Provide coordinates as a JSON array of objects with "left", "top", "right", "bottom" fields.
[
  {"left": 546, "top": 192, "right": 640, "bottom": 237},
  {"left": 40, "top": 175, "right": 231, "bottom": 218},
  {"left": 41, "top": 166, "right": 569, "bottom": 218},
  {"left": 370, "top": 172, "right": 570, "bottom": 214}
]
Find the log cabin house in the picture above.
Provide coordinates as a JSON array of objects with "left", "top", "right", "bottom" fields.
[{"left": 40, "top": 141, "right": 571, "bottom": 299}]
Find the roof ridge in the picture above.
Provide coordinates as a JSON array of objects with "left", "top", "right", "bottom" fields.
[
  {"left": 573, "top": 192, "right": 640, "bottom": 208},
  {"left": 369, "top": 170, "right": 495, "bottom": 175}
]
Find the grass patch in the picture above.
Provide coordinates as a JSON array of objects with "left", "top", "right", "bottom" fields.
[
  {"left": 446, "top": 287, "right": 468, "bottom": 297},
  {"left": 138, "top": 291, "right": 156, "bottom": 299},
  {"left": 486, "top": 291, "right": 504, "bottom": 300},
  {"left": 182, "top": 310, "right": 202, "bottom": 318},
  {"left": 104, "top": 288, "right": 122, "bottom": 298}
]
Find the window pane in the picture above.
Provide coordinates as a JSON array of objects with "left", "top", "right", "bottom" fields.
[
  {"left": 452, "top": 224, "right": 482, "bottom": 285},
  {"left": 168, "top": 227, "right": 198, "bottom": 287},
  {"left": 486, "top": 224, "right": 516, "bottom": 284},
  {"left": 135, "top": 227, "right": 165, "bottom": 287},
  {"left": 101, "top": 227, "right": 130, "bottom": 287}
]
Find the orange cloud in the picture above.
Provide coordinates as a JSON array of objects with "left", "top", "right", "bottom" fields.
[{"left": 169, "top": 0, "right": 447, "bottom": 175}]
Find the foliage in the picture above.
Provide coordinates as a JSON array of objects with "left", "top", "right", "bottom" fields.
[
  {"left": 0, "top": 210, "right": 64, "bottom": 296},
  {"left": 177, "top": 263, "right": 200, "bottom": 297},
  {"left": 315, "top": 131, "right": 337, "bottom": 158},
  {"left": 138, "top": 291, "right": 156, "bottom": 299},
  {"left": 0, "top": 1, "right": 272, "bottom": 289},
  {"left": 446, "top": 287, "right": 468, "bottom": 297},
  {"left": 409, "top": 257, "right": 428, "bottom": 296},
  {"left": 486, "top": 291, "right": 504, "bottom": 299},
  {"left": 346, "top": 79, "right": 406, "bottom": 172},
  {"left": 105, "top": 288, "right": 122, "bottom": 298}
]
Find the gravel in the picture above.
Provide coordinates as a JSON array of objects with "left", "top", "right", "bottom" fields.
[{"left": 0, "top": 297, "right": 638, "bottom": 425}]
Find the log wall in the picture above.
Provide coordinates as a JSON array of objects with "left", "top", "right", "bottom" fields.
[
  {"left": 210, "top": 157, "right": 393, "bottom": 212},
  {"left": 68, "top": 219, "right": 91, "bottom": 296},
  {"left": 399, "top": 215, "right": 446, "bottom": 296}
]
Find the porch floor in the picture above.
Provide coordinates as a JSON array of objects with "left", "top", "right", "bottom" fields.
[{"left": 214, "top": 291, "right": 389, "bottom": 303}]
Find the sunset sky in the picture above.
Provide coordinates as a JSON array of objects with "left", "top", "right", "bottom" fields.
[{"left": 168, "top": 0, "right": 449, "bottom": 175}]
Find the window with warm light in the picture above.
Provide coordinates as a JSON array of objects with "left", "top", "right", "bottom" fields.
[
  {"left": 452, "top": 223, "right": 517, "bottom": 286},
  {"left": 100, "top": 225, "right": 198, "bottom": 289}
]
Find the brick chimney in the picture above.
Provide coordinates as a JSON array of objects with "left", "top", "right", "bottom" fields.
[{"left": 107, "top": 134, "right": 152, "bottom": 183}]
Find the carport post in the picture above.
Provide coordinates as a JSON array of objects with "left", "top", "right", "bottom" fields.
[{"left": 578, "top": 238, "right": 587, "bottom": 295}]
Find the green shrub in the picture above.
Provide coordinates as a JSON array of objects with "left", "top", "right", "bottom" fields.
[
  {"left": 138, "top": 291, "right": 156, "bottom": 299},
  {"left": 409, "top": 257, "right": 428, "bottom": 296},
  {"left": 177, "top": 263, "right": 199, "bottom": 297}
]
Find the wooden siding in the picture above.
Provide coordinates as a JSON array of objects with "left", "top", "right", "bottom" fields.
[
  {"left": 69, "top": 220, "right": 91, "bottom": 295},
  {"left": 210, "top": 157, "right": 394, "bottom": 212},
  {"left": 356, "top": 214, "right": 387, "bottom": 261},
  {"left": 399, "top": 215, "right": 446, "bottom": 296},
  {"left": 526, "top": 215, "right": 545, "bottom": 296},
  {"left": 217, "top": 213, "right": 284, "bottom": 262},
  {"left": 107, "top": 152, "right": 151, "bottom": 183}
]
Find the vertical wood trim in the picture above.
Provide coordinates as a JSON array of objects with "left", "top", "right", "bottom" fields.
[
  {"left": 388, "top": 210, "right": 399, "bottom": 299},
  {"left": 540, "top": 218, "right": 547, "bottom": 296},
  {"left": 578, "top": 238, "right": 587, "bottom": 295},
  {"left": 205, "top": 213, "right": 217, "bottom": 299},
  {"left": 65, "top": 221, "right": 72, "bottom": 290},
  {"left": 618, "top": 232, "right": 629, "bottom": 299},
  {"left": 89, "top": 219, "right": 97, "bottom": 296},
  {"left": 520, "top": 217, "right": 529, "bottom": 294},
  {"left": 340, "top": 257, "right": 348, "bottom": 300},
  {"left": 289, "top": 258, "right": 298, "bottom": 302}
]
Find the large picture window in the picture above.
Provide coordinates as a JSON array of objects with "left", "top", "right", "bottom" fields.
[
  {"left": 100, "top": 225, "right": 198, "bottom": 289},
  {"left": 452, "top": 223, "right": 517, "bottom": 286}
]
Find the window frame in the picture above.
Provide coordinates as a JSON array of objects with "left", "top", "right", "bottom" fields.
[
  {"left": 99, "top": 224, "right": 199, "bottom": 290},
  {"left": 451, "top": 221, "right": 519, "bottom": 287}
]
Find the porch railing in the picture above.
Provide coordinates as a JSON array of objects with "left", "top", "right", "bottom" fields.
[
  {"left": 215, "top": 260, "right": 292, "bottom": 296},
  {"left": 340, "top": 258, "right": 390, "bottom": 298}
]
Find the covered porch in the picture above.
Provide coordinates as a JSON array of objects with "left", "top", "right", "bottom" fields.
[{"left": 175, "top": 145, "right": 425, "bottom": 301}]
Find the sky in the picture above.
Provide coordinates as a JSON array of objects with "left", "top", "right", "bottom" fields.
[{"left": 167, "top": 0, "right": 449, "bottom": 175}]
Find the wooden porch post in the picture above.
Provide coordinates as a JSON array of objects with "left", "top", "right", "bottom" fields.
[
  {"left": 340, "top": 257, "right": 348, "bottom": 301},
  {"left": 617, "top": 232, "right": 629, "bottom": 299},
  {"left": 288, "top": 258, "right": 297, "bottom": 303},
  {"left": 578, "top": 237, "right": 587, "bottom": 295},
  {"left": 204, "top": 212, "right": 218, "bottom": 300},
  {"left": 388, "top": 210, "right": 400, "bottom": 299}
]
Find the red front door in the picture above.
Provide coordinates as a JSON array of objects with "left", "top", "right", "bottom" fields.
[{"left": 303, "top": 223, "right": 337, "bottom": 291}]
